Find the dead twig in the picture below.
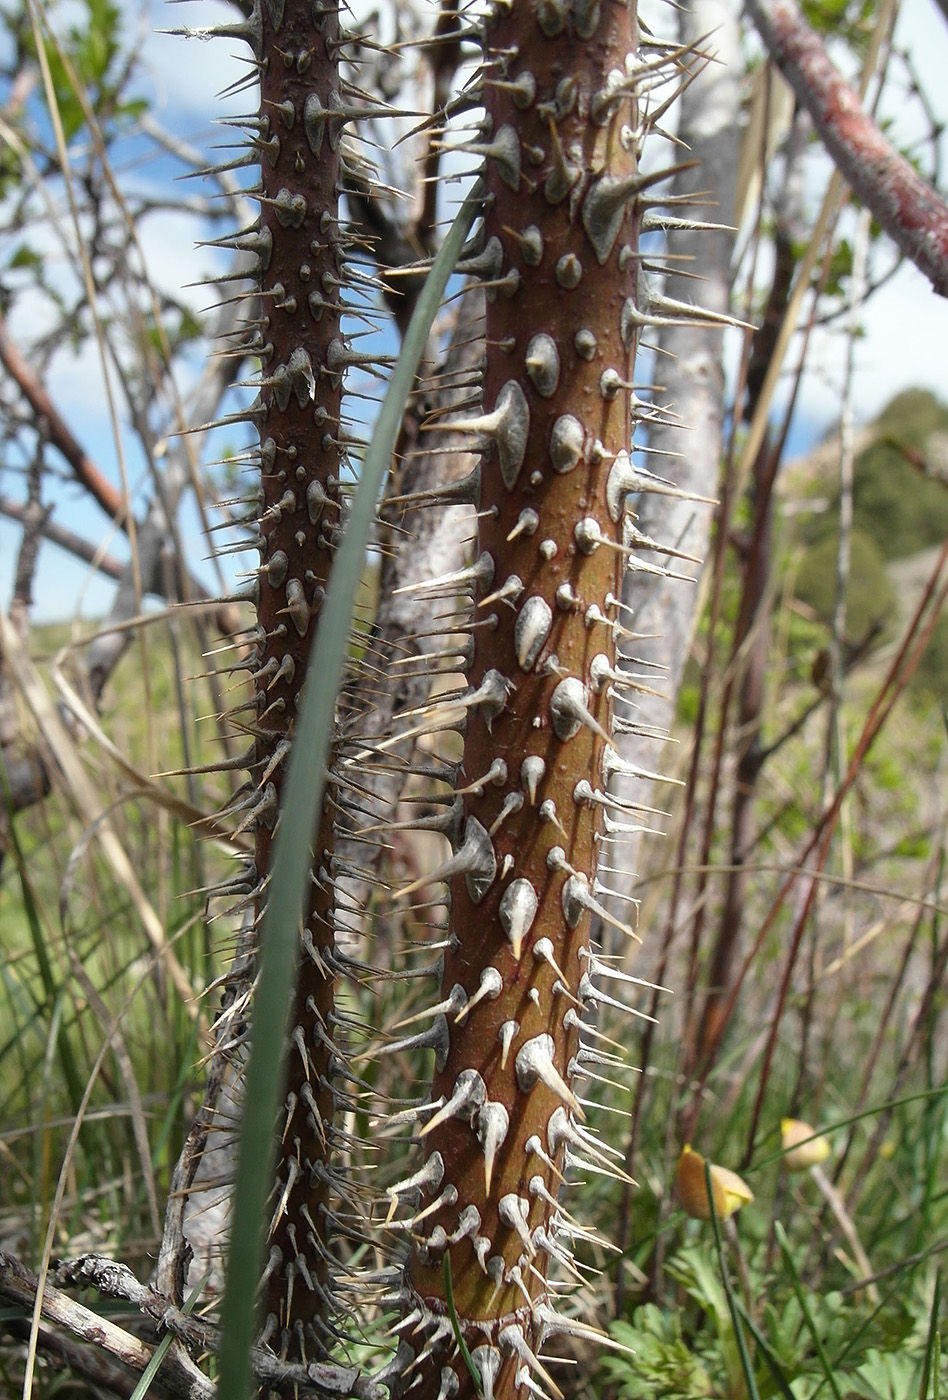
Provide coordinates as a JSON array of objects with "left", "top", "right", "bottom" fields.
[
  {"left": 0, "top": 311, "right": 125, "bottom": 523},
  {"left": 0, "top": 1251, "right": 213, "bottom": 1400},
  {"left": 748, "top": 0, "right": 948, "bottom": 296},
  {"left": 0, "top": 494, "right": 124, "bottom": 579}
]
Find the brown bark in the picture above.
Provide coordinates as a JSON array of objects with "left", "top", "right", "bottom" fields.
[{"left": 396, "top": 2, "right": 677, "bottom": 1392}]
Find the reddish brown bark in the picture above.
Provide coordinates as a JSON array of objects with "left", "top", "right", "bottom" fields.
[
  {"left": 396, "top": 0, "right": 664, "bottom": 1391},
  {"left": 748, "top": 0, "right": 948, "bottom": 296},
  {"left": 0, "top": 313, "right": 125, "bottom": 522}
]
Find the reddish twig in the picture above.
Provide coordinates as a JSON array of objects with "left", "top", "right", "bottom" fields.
[
  {"left": 0, "top": 314, "right": 125, "bottom": 522},
  {"left": 748, "top": 0, "right": 948, "bottom": 297},
  {"left": 0, "top": 495, "right": 124, "bottom": 580}
]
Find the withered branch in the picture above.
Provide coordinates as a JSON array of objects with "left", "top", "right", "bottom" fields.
[
  {"left": 0, "top": 313, "right": 125, "bottom": 522},
  {"left": 0, "top": 1250, "right": 384, "bottom": 1400},
  {"left": 0, "top": 495, "right": 124, "bottom": 579},
  {"left": 748, "top": 0, "right": 948, "bottom": 296},
  {"left": 0, "top": 1252, "right": 212, "bottom": 1400}
]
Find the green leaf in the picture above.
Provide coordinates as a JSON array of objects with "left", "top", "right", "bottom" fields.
[
  {"left": 8, "top": 243, "right": 43, "bottom": 271},
  {"left": 918, "top": 1273, "right": 941, "bottom": 1400},
  {"left": 705, "top": 1163, "right": 760, "bottom": 1400},
  {"left": 128, "top": 1275, "right": 206, "bottom": 1400}
]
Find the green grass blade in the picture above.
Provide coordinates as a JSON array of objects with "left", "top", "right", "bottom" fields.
[
  {"left": 0, "top": 762, "right": 84, "bottom": 1114},
  {"left": 731, "top": 1299, "right": 797, "bottom": 1400},
  {"left": 128, "top": 1275, "right": 206, "bottom": 1400},
  {"left": 775, "top": 1220, "right": 844, "bottom": 1400},
  {"left": 216, "top": 181, "right": 481, "bottom": 1400},
  {"left": 919, "top": 1271, "right": 941, "bottom": 1400},
  {"left": 705, "top": 1161, "right": 761, "bottom": 1400},
  {"left": 444, "top": 1254, "right": 483, "bottom": 1396}
]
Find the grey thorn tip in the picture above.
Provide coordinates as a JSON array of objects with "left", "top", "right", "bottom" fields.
[
  {"left": 507, "top": 507, "right": 539, "bottom": 542},
  {"left": 574, "top": 516, "right": 601, "bottom": 555},
  {"left": 549, "top": 414, "right": 585, "bottom": 474},
  {"left": 456, "top": 965, "right": 503, "bottom": 1023},
  {"left": 524, "top": 333, "right": 561, "bottom": 399},
  {"left": 520, "top": 755, "right": 546, "bottom": 804},
  {"left": 437, "top": 1365, "right": 460, "bottom": 1400},
  {"left": 418, "top": 1068, "right": 486, "bottom": 1139},
  {"left": 498, "top": 1018, "right": 520, "bottom": 1068},
  {"left": 514, "top": 596, "right": 553, "bottom": 672},
  {"left": 561, "top": 872, "right": 589, "bottom": 930},
  {"left": 467, "top": 668, "right": 513, "bottom": 733},
  {"left": 499, "top": 1326, "right": 564, "bottom": 1400},
  {"left": 477, "top": 1101, "right": 510, "bottom": 1194},
  {"left": 515, "top": 1033, "right": 583, "bottom": 1115},
  {"left": 519, "top": 224, "right": 544, "bottom": 267},
  {"left": 462, "top": 816, "right": 498, "bottom": 905},
  {"left": 477, "top": 123, "right": 522, "bottom": 191},
  {"left": 549, "top": 676, "right": 609, "bottom": 743},
  {"left": 555, "top": 253, "right": 583, "bottom": 289},
  {"left": 499, "top": 877, "right": 539, "bottom": 959},
  {"left": 282, "top": 578, "right": 309, "bottom": 637},
  {"left": 498, "top": 1193, "right": 535, "bottom": 1258},
  {"left": 582, "top": 172, "right": 641, "bottom": 265},
  {"left": 471, "top": 1345, "right": 502, "bottom": 1400},
  {"left": 574, "top": 328, "right": 597, "bottom": 361},
  {"left": 606, "top": 450, "right": 639, "bottom": 524},
  {"left": 494, "top": 380, "right": 530, "bottom": 489}
]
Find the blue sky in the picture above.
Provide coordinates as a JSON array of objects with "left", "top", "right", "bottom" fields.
[{"left": 2, "top": 0, "right": 948, "bottom": 621}]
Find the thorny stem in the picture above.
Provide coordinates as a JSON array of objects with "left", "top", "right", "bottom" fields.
[
  {"left": 393, "top": 2, "right": 703, "bottom": 1394},
  {"left": 248, "top": 0, "right": 347, "bottom": 1360}
]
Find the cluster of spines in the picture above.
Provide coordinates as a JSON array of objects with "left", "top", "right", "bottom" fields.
[
  {"left": 247, "top": 0, "right": 348, "bottom": 1358},
  {"left": 173, "top": 0, "right": 396, "bottom": 1364}
]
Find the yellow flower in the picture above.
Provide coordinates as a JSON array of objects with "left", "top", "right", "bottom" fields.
[
  {"left": 675, "top": 1144, "right": 754, "bottom": 1222},
  {"left": 781, "top": 1118, "right": 831, "bottom": 1172}
]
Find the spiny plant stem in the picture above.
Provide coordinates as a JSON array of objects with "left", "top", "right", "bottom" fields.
[
  {"left": 393, "top": 1, "right": 693, "bottom": 1393},
  {"left": 244, "top": 0, "right": 346, "bottom": 1361}
]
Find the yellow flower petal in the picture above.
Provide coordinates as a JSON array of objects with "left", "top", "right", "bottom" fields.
[
  {"left": 675, "top": 1145, "right": 753, "bottom": 1222},
  {"left": 710, "top": 1162, "right": 755, "bottom": 1217},
  {"left": 781, "top": 1118, "right": 831, "bottom": 1171}
]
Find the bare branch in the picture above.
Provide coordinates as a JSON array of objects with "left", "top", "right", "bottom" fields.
[
  {"left": 747, "top": 0, "right": 948, "bottom": 296},
  {"left": 55, "top": 1254, "right": 384, "bottom": 1398},
  {"left": 0, "top": 1251, "right": 213, "bottom": 1400},
  {"left": 1, "top": 1250, "right": 384, "bottom": 1399},
  {"left": 0, "top": 495, "right": 124, "bottom": 579},
  {"left": 0, "top": 312, "right": 125, "bottom": 521},
  {"left": 10, "top": 439, "right": 49, "bottom": 636}
]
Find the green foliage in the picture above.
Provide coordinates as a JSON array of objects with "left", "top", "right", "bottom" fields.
[
  {"left": 792, "top": 529, "right": 895, "bottom": 644},
  {"left": 604, "top": 1309, "right": 713, "bottom": 1398},
  {"left": 45, "top": 0, "right": 141, "bottom": 137},
  {"left": 0, "top": 621, "right": 223, "bottom": 1278},
  {"left": 604, "top": 1237, "right": 947, "bottom": 1400},
  {"left": 800, "top": 391, "right": 948, "bottom": 563}
]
